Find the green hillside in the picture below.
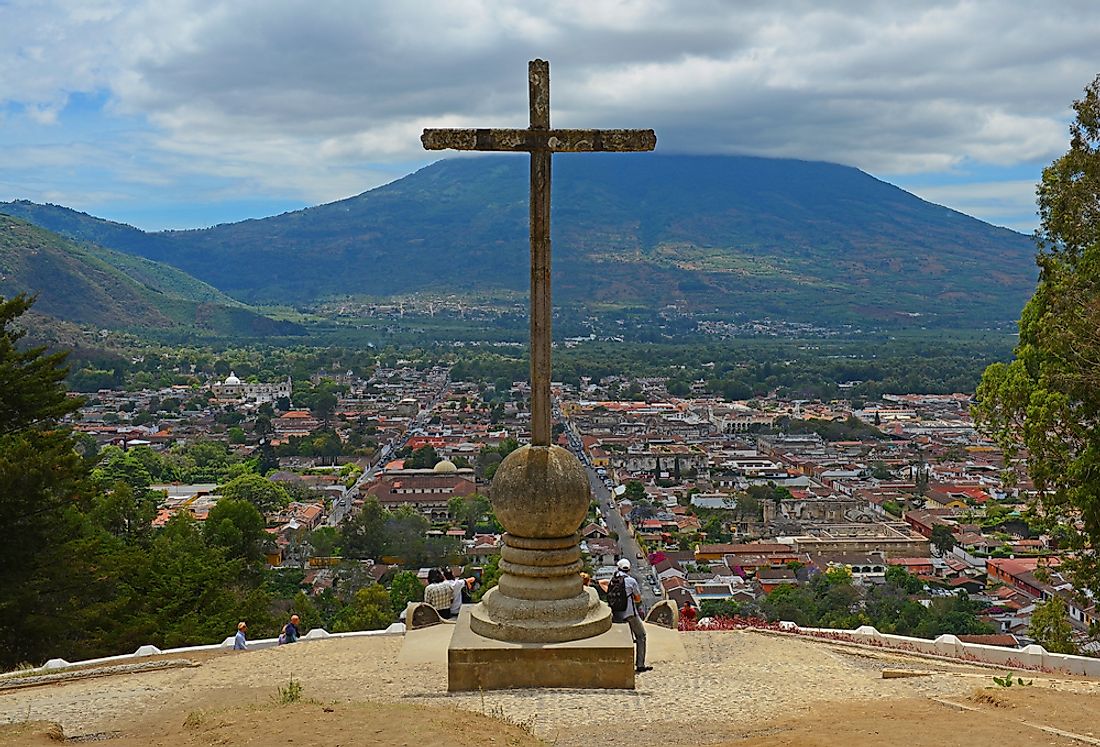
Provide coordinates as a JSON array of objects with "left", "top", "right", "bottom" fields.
[
  {"left": 1, "top": 154, "right": 1040, "bottom": 327},
  {"left": 0, "top": 214, "right": 302, "bottom": 337}
]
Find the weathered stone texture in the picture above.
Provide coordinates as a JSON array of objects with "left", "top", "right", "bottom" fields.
[
  {"left": 645, "top": 600, "right": 679, "bottom": 630},
  {"left": 407, "top": 603, "right": 443, "bottom": 630},
  {"left": 448, "top": 609, "right": 635, "bottom": 691}
]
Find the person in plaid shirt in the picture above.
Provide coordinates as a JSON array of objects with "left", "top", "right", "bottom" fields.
[{"left": 424, "top": 568, "right": 456, "bottom": 618}]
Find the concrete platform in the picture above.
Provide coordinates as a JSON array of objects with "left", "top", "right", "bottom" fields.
[
  {"left": 448, "top": 607, "right": 636, "bottom": 691},
  {"left": 645, "top": 622, "right": 688, "bottom": 663},
  {"left": 397, "top": 619, "right": 456, "bottom": 665}
]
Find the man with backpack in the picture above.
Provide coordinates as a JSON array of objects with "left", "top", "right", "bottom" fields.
[{"left": 607, "top": 558, "right": 651, "bottom": 673}]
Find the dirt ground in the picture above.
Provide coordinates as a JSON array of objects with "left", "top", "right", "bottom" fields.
[
  {"left": 4, "top": 629, "right": 1100, "bottom": 747},
  {"left": 718, "top": 686, "right": 1100, "bottom": 746},
  {"left": 0, "top": 702, "right": 544, "bottom": 746}
]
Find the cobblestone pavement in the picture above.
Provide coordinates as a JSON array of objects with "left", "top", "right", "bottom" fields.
[{"left": 0, "top": 630, "right": 1075, "bottom": 746}]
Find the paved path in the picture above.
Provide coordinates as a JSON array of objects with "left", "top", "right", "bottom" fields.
[{"left": 0, "top": 629, "right": 1026, "bottom": 747}]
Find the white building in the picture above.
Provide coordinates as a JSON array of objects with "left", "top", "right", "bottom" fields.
[{"left": 212, "top": 372, "right": 292, "bottom": 404}]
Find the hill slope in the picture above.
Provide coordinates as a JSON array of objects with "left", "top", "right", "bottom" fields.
[
  {"left": 0, "top": 215, "right": 302, "bottom": 337},
  {"left": 1, "top": 155, "right": 1039, "bottom": 326}
]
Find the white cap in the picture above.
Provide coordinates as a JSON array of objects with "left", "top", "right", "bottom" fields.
[{"left": 617, "top": 558, "right": 631, "bottom": 570}]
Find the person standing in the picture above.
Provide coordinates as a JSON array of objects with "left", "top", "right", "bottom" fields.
[
  {"left": 233, "top": 621, "right": 248, "bottom": 651},
  {"left": 609, "top": 559, "right": 651, "bottom": 673},
  {"left": 424, "top": 568, "right": 456, "bottom": 619},
  {"left": 443, "top": 568, "right": 465, "bottom": 619}
]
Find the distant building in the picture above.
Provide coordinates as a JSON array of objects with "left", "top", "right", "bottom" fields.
[
  {"left": 212, "top": 372, "right": 292, "bottom": 404},
  {"left": 362, "top": 459, "right": 477, "bottom": 520}
]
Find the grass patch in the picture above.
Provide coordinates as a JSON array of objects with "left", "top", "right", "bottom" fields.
[{"left": 273, "top": 677, "right": 304, "bottom": 704}]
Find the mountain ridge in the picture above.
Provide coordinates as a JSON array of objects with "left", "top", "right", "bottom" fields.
[
  {"left": 0, "top": 215, "right": 303, "bottom": 337},
  {"left": 0, "top": 154, "right": 1039, "bottom": 327}
]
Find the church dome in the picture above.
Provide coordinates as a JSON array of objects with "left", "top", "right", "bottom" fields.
[
  {"left": 433, "top": 459, "right": 458, "bottom": 473},
  {"left": 224, "top": 371, "right": 241, "bottom": 385}
]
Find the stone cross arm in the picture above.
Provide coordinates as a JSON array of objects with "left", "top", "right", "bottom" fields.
[{"left": 422, "top": 127, "right": 656, "bottom": 153}]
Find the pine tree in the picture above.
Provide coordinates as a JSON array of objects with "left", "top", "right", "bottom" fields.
[{"left": 0, "top": 295, "right": 103, "bottom": 666}]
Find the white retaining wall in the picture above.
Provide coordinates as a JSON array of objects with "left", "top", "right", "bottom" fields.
[
  {"left": 0, "top": 623, "right": 406, "bottom": 679},
  {"left": 10, "top": 620, "right": 1100, "bottom": 680},
  {"left": 789, "top": 622, "right": 1100, "bottom": 676}
]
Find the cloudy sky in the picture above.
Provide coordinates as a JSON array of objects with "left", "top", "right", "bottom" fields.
[{"left": 1, "top": 1, "right": 1097, "bottom": 232}]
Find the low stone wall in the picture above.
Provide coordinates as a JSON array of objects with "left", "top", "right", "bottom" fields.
[
  {"left": 13, "top": 619, "right": 1099, "bottom": 682},
  {"left": 790, "top": 623, "right": 1100, "bottom": 677},
  {"left": 0, "top": 623, "right": 406, "bottom": 679}
]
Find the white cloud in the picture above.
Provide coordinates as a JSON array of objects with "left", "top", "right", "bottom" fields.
[
  {"left": 903, "top": 179, "right": 1040, "bottom": 232},
  {"left": 0, "top": 0, "right": 1096, "bottom": 227}
]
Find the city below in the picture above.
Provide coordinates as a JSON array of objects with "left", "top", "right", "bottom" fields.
[{"left": 68, "top": 360, "right": 1085, "bottom": 653}]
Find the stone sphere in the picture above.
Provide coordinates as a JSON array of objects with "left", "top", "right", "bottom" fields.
[{"left": 490, "top": 444, "right": 590, "bottom": 538}]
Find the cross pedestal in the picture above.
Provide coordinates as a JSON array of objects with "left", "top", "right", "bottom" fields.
[
  {"left": 423, "top": 60, "right": 654, "bottom": 690},
  {"left": 448, "top": 606, "right": 636, "bottom": 692}
]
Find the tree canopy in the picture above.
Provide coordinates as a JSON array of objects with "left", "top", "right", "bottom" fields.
[
  {"left": 1028, "top": 596, "right": 1079, "bottom": 654},
  {"left": 975, "top": 74, "right": 1100, "bottom": 592},
  {"left": 219, "top": 473, "right": 291, "bottom": 514}
]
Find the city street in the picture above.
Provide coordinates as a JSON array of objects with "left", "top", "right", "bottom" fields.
[
  {"left": 556, "top": 409, "right": 660, "bottom": 611},
  {"left": 327, "top": 384, "right": 446, "bottom": 527},
  {"left": 583, "top": 463, "right": 659, "bottom": 609}
]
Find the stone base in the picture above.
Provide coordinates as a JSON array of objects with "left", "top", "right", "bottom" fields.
[
  {"left": 470, "top": 586, "right": 611, "bottom": 643},
  {"left": 448, "top": 607, "right": 636, "bottom": 691}
]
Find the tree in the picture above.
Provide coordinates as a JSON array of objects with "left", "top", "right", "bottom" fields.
[
  {"left": 0, "top": 294, "right": 82, "bottom": 434},
  {"left": 307, "top": 526, "right": 341, "bottom": 557},
  {"left": 914, "top": 592, "right": 992, "bottom": 638},
  {"left": 310, "top": 389, "right": 338, "bottom": 426},
  {"left": 761, "top": 584, "right": 818, "bottom": 627},
  {"left": 735, "top": 492, "right": 762, "bottom": 523},
  {"left": 870, "top": 462, "right": 894, "bottom": 480},
  {"left": 863, "top": 584, "right": 928, "bottom": 635},
  {"left": 885, "top": 565, "right": 924, "bottom": 594},
  {"left": 219, "top": 473, "right": 290, "bottom": 514},
  {"left": 700, "top": 598, "right": 758, "bottom": 619},
  {"left": 1029, "top": 596, "right": 1079, "bottom": 654},
  {"left": 146, "top": 512, "right": 274, "bottom": 645},
  {"left": 341, "top": 497, "right": 387, "bottom": 559},
  {"left": 256, "top": 442, "right": 280, "bottom": 475},
  {"left": 448, "top": 493, "right": 491, "bottom": 535},
  {"left": 332, "top": 585, "right": 393, "bottom": 632},
  {"left": 975, "top": 74, "right": 1100, "bottom": 592},
  {"left": 930, "top": 525, "right": 956, "bottom": 556},
  {"left": 389, "top": 570, "right": 424, "bottom": 617},
  {"left": 381, "top": 506, "right": 433, "bottom": 564},
  {"left": 0, "top": 294, "right": 105, "bottom": 667},
  {"left": 913, "top": 461, "right": 930, "bottom": 495},
  {"left": 289, "top": 590, "right": 321, "bottom": 633},
  {"left": 203, "top": 497, "right": 266, "bottom": 563},
  {"left": 983, "top": 502, "right": 1011, "bottom": 526},
  {"left": 92, "top": 447, "right": 155, "bottom": 492},
  {"left": 473, "top": 554, "right": 502, "bottom": 602},
  {"left": 406, "top": 444, "right": 440, "bottom": 469},
  {"left": 253, "top": 413, "right": 274, "bottom": 438},
  {"left": 92, "top": 481, "right": 156, "bottom": 543},
  {"left": 667, "top": 379, "right": 691, "bottom": 397}
]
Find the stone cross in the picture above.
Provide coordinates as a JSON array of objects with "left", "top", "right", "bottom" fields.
[{"left": 423, "top": 59, "right": 655, "bottom": 446}]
